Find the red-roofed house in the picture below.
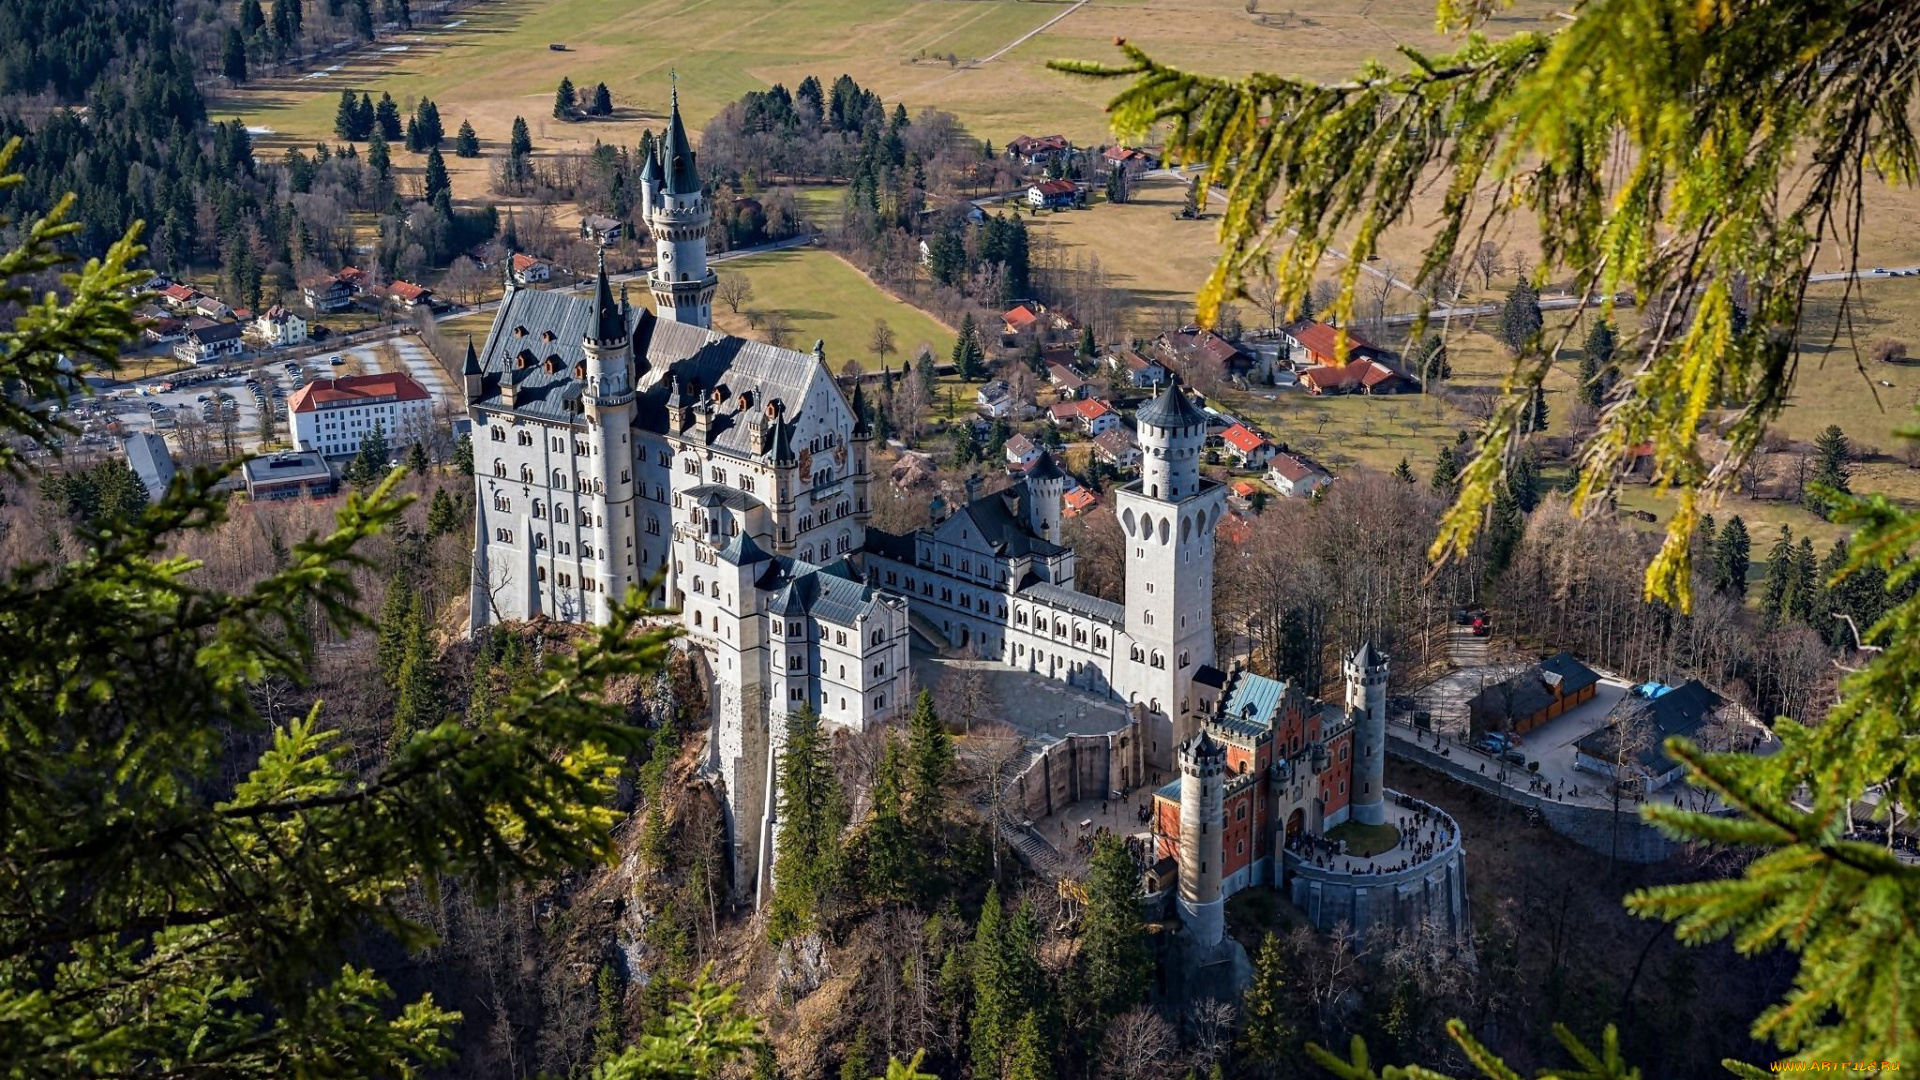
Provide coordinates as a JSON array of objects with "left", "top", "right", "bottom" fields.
[
  {"left": 1048, "top": 363, "right": 1090, "bottom": 400},
  {"left": 378, "top": 280, "right": 433, "bottom": 308},
  {"left": 1003, "top": 304, "right": 1040, "bottom": 336},
  {"left": 1007, "top": 134, "right": 1071, "bottom": 166},
  {"left": 301, "top": 273, "right": 355, "bottom": 313},
  {"left": 1004, "top": 433, "right": 1042, "bottom": 471},
  {"left": 160, "top": 283, "right": 200, "bottom": 309},
  {"left": 1155, "top": 329, "right": 1256, "bottom": 378},
  {"left": 1063, "top": 487, "right": 1100, "bottom": 518},
  {"left": 1108, "top": 347, "right": 1168, "bottom": 388},
  {"left": 1266, "top": 450, "right": 1332, "bottom": 498},
  {"left": 1027, "top": 178, "right": 1080, "bottom": 210},
  {"left": 1101, "top": 145, "right": 1158, "bottom": 174},
  {"left": 1285, "top": 322, "right": 1373, "bottom": 367},
  {"left": 1299, "top": 356, "right": 1415, "bottom": 395},
  {"left": 1047, "top": 401, "right": 1082, "bottom": 427},
  {"left": 1092, "top": 428, "right": 1140, "bottom": 470},
  {"left": 1073, "top": 397, "right": 1118, "bottom": 436},
  {"left": 289, "top": 372, "right": 434, "bottom": 458},
  {"left": 1230, "top": 480, "right": 1259, "bottom": 500},
  {"left": 511, "top": 253, "right": 553, "bottom": 284},
  {"left": 1219, "top": 423, "right": 1275, "bottom": 468}
]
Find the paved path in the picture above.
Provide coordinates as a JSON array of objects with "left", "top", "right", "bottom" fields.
[{"left": 904, "top": 0, "right": 1090, "bottom": 97}]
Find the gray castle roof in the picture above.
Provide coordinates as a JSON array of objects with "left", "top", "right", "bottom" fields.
[
  {"left": 1135, "top": 378, "right": 1208, "bottom": 429},
  {"left": 764, "top": 557, "right": 883, "bottom": 625},
  {"left": 1019, "top": 579, "right": 1123, "bottom": 625},
  {"left": 946, "top": 479, "right": 1067, "bottom": 559},
  {"left": 473, "top": 285, "right": 847, "bottom": 464},
  {"left": 661, "top": 89, "right": 701, "bottom": 196}
]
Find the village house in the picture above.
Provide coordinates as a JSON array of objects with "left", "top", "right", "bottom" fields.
[
  {"left": 138, "top": 314, "right": 187, "bottom": 344},
  {"left": 1004, "top": 432, "right": 1042, "bottom": 472},
  {"left": 1469, "top": 651, "right": 1602, "bottom": 737},
  {"left": 251, "top": 306, "right": 308, "bottom": 348},
  {"left": 192, "top": 295, "right": 233, "bottom": 320},
  {"left": 1298, "top": 355, "right": 1417, "bottom": 395},
  {"left": 301, "top": 273, "right": 356, "bottom": 313},
  {"left": 1048, "top": 362, "right": 1091, "bottom": 400},
  {"left": 511, "top": 253, "right": 553, "bottom": 285},
  {"left": 974, "top": 379, "right": 1030, "bottom": 420},
  {"left": 1092, "top": 428, "right": 1140, "bottom": 471},
  {"left": 1109, "top": 347, "right": 1168, "bottom": 388},
  {"left": 1156, "top": 328, "right": 1256, "bottom": 380},
  {"left": 1048, "top": 396, "right": 1116, "bottom": 436},
  {"left": 579, "top": 214, "right": 625, "bottom": 244},
  {"left": 1006, "top": 134, "right": 1071, "bottom": 167},
  {"left": 1003, "top": 304, "right": 1041, "bottom": 337},
  {"left": 122, "top": 432, "right": 176, "bottom": 501},
  {"left": 241, "top": 451, "right": 338, "bottom": 501},
  {"left": 1219, "top": 423, "right": 1275, "bottom": 468},
  {"left": 159, "top": 283, "right": 200, "bottom": 310},
  {"left": 1063, "top": 487, "right": 1099, "bottom": 518},
  {"left": 1101, "top": 145, "right": 1157, "bottom": 175},
  {"left": 464, "top": 241, "right": 509, "bottom": 269},
  {"left": 1027, "top": 179, "right": 1080, "bottom": 210},
  {"left": 379, "top": 280, "right": 434, "bottom": 309},
  {"left": 1265, "top": 451, "right": 1332, "bottom": 498},
  {"left": 288, "top": 371, "right": 434, "bottom": 458},
  {"left": 1572, "top": 679, "right": 1754, "bottom": 791},
  {"left": 174, "top": 321, "right": 246, "bottom": 365}
]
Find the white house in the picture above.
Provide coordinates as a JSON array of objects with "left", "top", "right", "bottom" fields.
[
  {"left": 511, "top": 253, "right": 553, "bottom": 285},
  {"left": 174, "top": 322, "right": 245, "bottom": 365},
  {"left": 1004, "top": 432, "right": 1042, "bottom": 472},
  {"left": 975, "top": 379, "right": 1029, "bottom": 419},
  {"left": 1219, "top": 423, "right": 1275, "bottom": 468},
  {"left": 251, "top": 306, "right": 308, "bottom": 347},
  {"left": 1265, "top": 451, "right": 1331, "bottom": 498},
  {"left": 289, "top": 371, "right": 434, "bottom": 458}
]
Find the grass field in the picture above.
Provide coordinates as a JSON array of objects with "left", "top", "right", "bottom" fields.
[{"left": 709, "top": 247, "right": 954, "bottom": 369}]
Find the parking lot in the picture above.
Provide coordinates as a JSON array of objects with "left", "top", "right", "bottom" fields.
[{"left": 100, "top": 332, "right": 459, "bottom": 457}]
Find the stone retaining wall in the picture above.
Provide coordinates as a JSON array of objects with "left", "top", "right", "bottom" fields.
[
  {"left": 1283, "top": 791, "right": 1469, "bottom": 936},
  {"left": 1386, "top": 734, "right": 1684, "bottom": 864}
]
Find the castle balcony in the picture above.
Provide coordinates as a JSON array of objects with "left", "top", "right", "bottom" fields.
[{"left": 1279, "top": 789, "right": 1467, "bottom": 937}]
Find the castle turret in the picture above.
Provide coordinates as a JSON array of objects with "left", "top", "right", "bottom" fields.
[
  {"left": 581, "top": 248, "right": 639, "bottom": 622},
  {"left": 461, "top": 336, "right": 483, "bottom": 402},
  {"left": 1344, "top": 641, "right": 1389, "bottom": 826},
  {"left": 645, "top": 79, "right": 717, "bottom": 328},
  {"left": 1177, "top": 730, "right": 1227, "bottom": 947},
  {"left": 1025, "top": 449, "right": 1065, "bottom": 543},
  {"left": 1115, "top": 375, "right": 1225, "bottom": 743}
]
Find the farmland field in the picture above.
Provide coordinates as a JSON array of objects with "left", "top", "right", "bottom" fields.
[{"left": 707, "top": 247, "right": 955, "bottom": 370}]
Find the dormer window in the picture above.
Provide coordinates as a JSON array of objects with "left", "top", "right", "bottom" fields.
[
  {"left": 573, "top": 362, "right": 586, "bottom": 379},
  {"left": 542, "top": 330, "right": 556, "bottom": 342},
  {"left": 513, "top": 326, "right": 528, "bottom": 337},
  {"left": 515, "top": 350, "right": 534, "bottom": 370}
]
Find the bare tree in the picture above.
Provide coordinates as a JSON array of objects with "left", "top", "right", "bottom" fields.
[
  {"left": 762, "top": 311, "right": 794, "bottom": 349},
  {"left": 869, "top": 317, "right": 897, "bottom": 368},
  {"left": 1098, "top": 1007, "right": 1178, "bottom": 1080},
  {"left": 1472, "top": 241, "right": 1504, "bottom": 291},
  {"left": 1189, "top": 998, "right": 1237, "bottom": 1073},
  {"left": 442, "top": 255, "right": 489, "bottom": 307},
  {"left": 716, "top": 272, "right": 754, "bottom": 314}
]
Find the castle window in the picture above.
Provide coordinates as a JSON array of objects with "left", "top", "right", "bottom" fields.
[
  {"left": 491, "top": 427, "right": 506, "bottom": 442},
  {"left": 873, "top": 694, "right": 885, "bottom": 711},
  {"left": 520, "top": 465, "right": 534, "bottom": 483},
  {"left": 684, "top": 458, "right": 698, "bottom": 475},
  {"left": 537, "top": 566, "right": 547, "bottom": 581},
  {"left": 573, "top": 362, "right": 586, "bottom": 379},
  {"left": 1017, "top": 611, "right": 1028, "bottom": 627},
  {"left": 492, "top": 493, "right": 511, "bottom": 512},
  {"left": 533, "top": 533, "right": 546, "bottom": 550},
  {"left": 532, "top": 501, "right": 545, "bottom": 519},
  {"left": 646, "top": 517, "right": 660, "bottom": 535},
  {"left": 493, "top": 460, "right": 507, "bottom": 477},
  {"left": 494, "top": 527, "right": 513, "bottom": 542},
  {"left": 711, "top": 467, "right": 726, "bottom": 484},
  {"left": 835, "top": 631, "right": 846, "bottom": 646}
]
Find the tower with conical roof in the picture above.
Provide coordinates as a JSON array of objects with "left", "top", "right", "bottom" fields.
[
  {"left": 1344, "top": 641, "right": 1390, "bottom": 826},
  {"left": 644, "top": 76, "right": 717, "bottom": 328},
  {"left": 582, "top": 248, "right": 640, "bottom": 622},
  {"left": 1177, "top": 728, "right": 1228, "bottom": 946},
  {"left": 1115, "top": 375, "right": 1226, "bottom": 744}
]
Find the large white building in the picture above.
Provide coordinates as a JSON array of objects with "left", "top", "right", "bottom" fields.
[
  {"left": 289, "top": 372, "right": 434, "bottom": 458},
  {"left": 468, "top": 85, "right": 1226, "bottom": 906}
]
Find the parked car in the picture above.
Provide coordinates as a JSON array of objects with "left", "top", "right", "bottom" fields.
[
  {"left": 330, "top": 356, "right": 345, "bottom": 366},
  {"left": 1498, "top": 750, "right": 1527, "bottom": 766}
]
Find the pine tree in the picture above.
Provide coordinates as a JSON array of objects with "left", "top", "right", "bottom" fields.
[
  {"left": 1762, "top": 524, "right": 1797, "bottom": 621},
  {"left": 375, "top": 92, "right": 402, "bottom": 141},
  {"left": 904, "top": 688, "right": 951, "bottom": 836},
  {"left": 1523, "top": 384, "right": 1549, "bottom": 433},
  {"left": 510, "top": 115, "right": 533, "bottom": 158},
  {"left": 1712, "top": 515, "right": 1752, "bottom": 598},
  {"left": 334, "top": 90, "right": 361, "bottom": 140},
  {"left": 1578, "top": 319, "right": 1615, "bottom": 408},
  {"left": 377, "top": 569, "right": 414, "bottom": 688},
  {"left": 417, "top": 98, "right": 443, "bottom": 146},
  {"left": 1499, "top": 279, "right": 1543, "bottom": 354},
  {"left": 1806, "top": 423, "right": 1853, "bottom": 516},
  {"left": 452, "top": 431, "right": 474, "bottom": 476},
  {"left": 1429, "top": 445, "right": 1459, "bottom": 497},
  {"left": 1486, "top": 481, "right": 1524, "bottom": 575},
  {"left": 767, "top": 704, "right": 846, "bottom": 944},
  {"left": 1788, "top": 534, "right": 1819, "bottom": 621},
  {"left": 423, "top": 147, "right": 450, "bottom": 203},
  {"left": 591, "top": 964, "right": 623, "bottom": 1067},
  {"left": 1005, "top": 1011, "right": 1054, "bottom": 1080},
  {"left": 455, "top": 119, "right": 479, "bottom": 157},
  {"left": 970, "top": 887, "right": 1015, "bottom": 1077},
  {"left": 839, "top": 1026, "right": 871, "bottom": 1080},
  {"left": 1392, "top": 456, "right": 1415, "bottom": 483},
  {"left": 1238, "top": 932, "right": 1295, "bottom": 1075},
  {"left": 1409, "top": 334, "right": 1449, "bottom": 383},
  {"left": 223, "top": 29, "right": 248, "bottom": 84},
  {"left": 241, "top": 0, "right": 266, "bottom": 33},
  {"left": 356, "top": 92, "right": 375, "bottom": 139},
  {"left": 366, "top": 129, "right": 390, "bottom": 183},
  {"left": 406, "top": 439, "right": 431, "bottom": 475},
  {"left": 389, "top": 591, "right": 443, "bottom": 752},
  {"left": 591, "top": 82, "right": 613, "bottom": 116},
  {"left": 426, "top": 487, "right": 459, "bottom": 536},
  {"left": 351, "top": 0, "right": 372, "bottom": 37},
  {"left": 1509, "top": 449, "right": 1540, "bottom": 512},
  {"left": 1078, "top": 323, "right": 1097, "bottom": 360},
  {"left": 1080, "top": 834, "right": 1148, "bottom": 1020},
  {"left": 864, "top": 734, "right": 912, "bottom": 903},
  {"left": 555, "top": 76, "right": 577, "bottom": 119},
  {"left": 404, "top": 115, "right": 422, "bottom": 153},
  {"left": 952, "top": 313, "right": 985, "bottom": 381}
]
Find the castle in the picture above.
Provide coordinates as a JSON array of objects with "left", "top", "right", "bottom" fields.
[{"left": 466, "top": 84, "right": 1234, "bottom": 908}]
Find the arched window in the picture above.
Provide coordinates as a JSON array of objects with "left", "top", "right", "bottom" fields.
[
  {"left": 519, "top": 464, "right": 534, "bottom": 483},
  {"left": 492, "top": 460, "right": 506, "bottom": 477},
  {"left": 517, "top": 429, "right": 532, "bottom": 446}
]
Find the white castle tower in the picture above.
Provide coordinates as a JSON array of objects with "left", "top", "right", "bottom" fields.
[
  {"left": 1024, "top": 449, "right": 1065, "bottom": 545},
  {"left": 1177, "top": 730, "right": 1227, "bottom": 946},
  {"left": 581, "top": 249, "right": 642, "bottom": 622},
  {"left": 1114, "top": 377, "right": 1226, "bottom": 740},
  {"left": 1344, "top": 641, "right": 1389, "bottom": 826},
  {"left": 642, "top": 79, "right": 717, "bottom": 329}
]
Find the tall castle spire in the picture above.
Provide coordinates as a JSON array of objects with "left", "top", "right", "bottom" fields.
[{"left": 645, "top": 76, "right": 717, "bottom": 328}]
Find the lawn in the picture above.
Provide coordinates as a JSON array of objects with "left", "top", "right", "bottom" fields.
[
  {"left": 709, "top": 247, "right": 954, "bottom": 370},
  {"left": 1326, "top": 820, "right": 1401, "bottom": 858}
]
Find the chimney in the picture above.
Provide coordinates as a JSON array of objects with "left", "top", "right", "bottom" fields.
[{"left": 963, "top": 474, "right": 980, "bottom": 505}]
